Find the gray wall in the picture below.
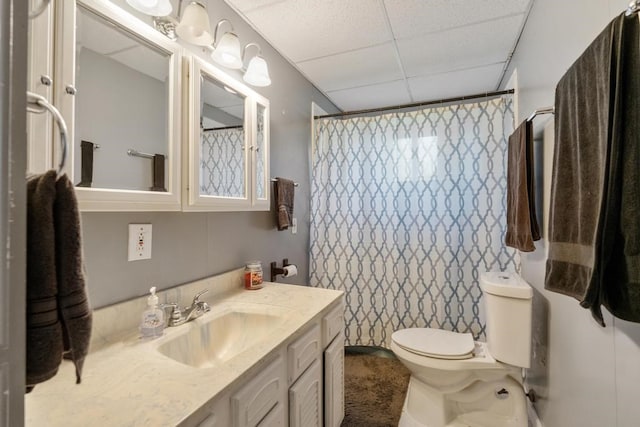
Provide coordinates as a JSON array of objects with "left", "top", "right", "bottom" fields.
[
  {"left": 82, "top": 0, "right": 338, "bottom": 308},
  {"left": 504, "top": 0, "right": 640, "bottom": 425}
]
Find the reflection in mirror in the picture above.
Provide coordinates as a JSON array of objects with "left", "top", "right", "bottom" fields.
[
  {"left": 200, "top": 75, "right": 246, "bottom": 198},
  {"left": 255, "top": 103, "right": 266, "bottom": 200},
  {"left": 74, "top": 5, "right": 170, "bottom": 191}
]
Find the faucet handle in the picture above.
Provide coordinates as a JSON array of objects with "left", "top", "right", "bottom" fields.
[
  {"left": 160, "top": 302, "right": 182, "bottom": 321},
  {"left": 192, "top": 289, "right": 209, "bottom": 304}
]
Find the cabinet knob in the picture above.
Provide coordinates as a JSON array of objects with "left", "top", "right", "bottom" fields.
[
  {"left": 40, "top": 75, "right": 52, "bottom": 86},
  {"left": 65, "top": 85, "right": 77, "bottom": 95}
]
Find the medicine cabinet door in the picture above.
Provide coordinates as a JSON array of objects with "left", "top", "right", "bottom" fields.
[
  {"left": 184, "top": 56, "right": 255, "bottom": 211},
  {"left": 56, "top": 0, "right": 182, "bottom": 211}
]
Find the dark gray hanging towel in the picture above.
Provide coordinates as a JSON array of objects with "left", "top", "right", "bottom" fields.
[
  {"left": 26, "top": 171, "right": 64, "bottom": 389},
  {"left": 545, "top": 12, "right": 640, "bottom": 325},
  {"left": 275, "top": 177, "right": 295, "bottom": 230},
  {"left": 26, "top": 170, "right": 92, "bottom": 391},
  {"left": 54, "top": 173, "right": 92, "bottom": 384},
  {"left": 505, "top": 120, "right": 540, "bottom": 252}
]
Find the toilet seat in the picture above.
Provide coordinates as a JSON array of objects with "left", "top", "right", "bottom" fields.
[{"left": 392, "top": 328, "right": 475, "bottom": 360}]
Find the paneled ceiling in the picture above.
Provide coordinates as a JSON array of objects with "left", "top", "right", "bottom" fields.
[{"left": 223, "top": 0, "right": 533, "bottom": 112}]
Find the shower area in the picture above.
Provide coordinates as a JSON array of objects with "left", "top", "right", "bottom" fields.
[{"left": 309, "top": 94, "right": 518, "bottom": 347}]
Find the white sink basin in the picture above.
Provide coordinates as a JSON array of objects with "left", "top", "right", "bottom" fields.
[{"left": 156, "top": 305, "right": 288, "bottom": 368}]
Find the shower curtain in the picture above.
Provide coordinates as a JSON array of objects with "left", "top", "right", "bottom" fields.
[
  {"left": 309, "top": 97, "right": 518, "bottom": 347},
  {"left": 201, "top": 128, "right": 245, "bottom": 196}
]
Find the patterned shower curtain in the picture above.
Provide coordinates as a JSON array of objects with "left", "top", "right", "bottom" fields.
[
  {"left": 309, "top": 97, "right": 518, "bottom": 347},
  {"left": 201, "top": 128, "right": 245, "bottom": 196}
]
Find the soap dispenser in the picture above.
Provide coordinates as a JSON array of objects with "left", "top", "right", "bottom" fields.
[{"left": 140, "top": 286, "right": 164, "bottom": 338}]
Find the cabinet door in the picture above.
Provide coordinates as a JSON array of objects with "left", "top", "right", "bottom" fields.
[
  {"left": 184, "top": 56, "right": 270, "bottom": 212},
  {"left": 231, "top": 355, "right": 286, "bottom": 427},
  {"left": 55, "top": 0, "right": 183, "bottom": 211},
  {"left": 324, "top": 332, "right": 345, "bottom": 427},
  {"left": 289, "top": 359, "right": 322, "bottom": 427}
]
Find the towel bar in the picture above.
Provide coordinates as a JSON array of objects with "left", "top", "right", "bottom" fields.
[
  {"left": 26, "top": 91, "right": 68, "bottom": 176},
  {"left": 270, "top": 178, "right": 299, "bottom": 187}
]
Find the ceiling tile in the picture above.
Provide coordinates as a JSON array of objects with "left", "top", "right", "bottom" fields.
[
  {"left": 397, "top": 15, "right": 522, "bottom": 77},
  {"left": 406, "top": 63, "right": 505, "bottom": 102},
  {"left": 297, "top": 43, "right": 404, "bottom": 92},
  {"left": 384, "top": 0, "right": 530, "bottom": 39},
  {"left": 221, "top": 0, "right": 287, "bottom": 13},
  {"left": 243, "top": 0, "right": 392, "bottom": 62},
  {"left": 326, "top": 80, "right": 412, "bottom": 111}
]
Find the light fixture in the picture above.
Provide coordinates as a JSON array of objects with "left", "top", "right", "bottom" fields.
[
  {"left": 242, "top": 43, "right": 271, "bottom": 87},
  {"left": 210, "top": 19, "right": 242, "bottom": 69},
  {"left": 175, "top": 2, "right": 214, "bottom": 46},
  {"left": 126, "top": 0, "right": 172, "bottom": 16},
  {"left": 131, "top": 0, "right": 213, "bottom": 46}
]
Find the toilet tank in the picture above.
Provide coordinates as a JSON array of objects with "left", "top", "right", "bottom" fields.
[{"left": 480, "top": 272, "right": 533, "bottom": 368}]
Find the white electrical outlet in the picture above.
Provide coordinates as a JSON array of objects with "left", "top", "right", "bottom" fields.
[
  {"left": 128, "top": 224, "right": 152, "bottom": 261},
  {"left": 291, "top": 217, "right": 297, "bottom": 234}
]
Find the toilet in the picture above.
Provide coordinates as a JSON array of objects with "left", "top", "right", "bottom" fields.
[{"left": 391, "top": 272, "right": 533, "bottom": 427}]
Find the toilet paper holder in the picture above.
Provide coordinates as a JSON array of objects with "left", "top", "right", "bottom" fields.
[{"left": 270, "top": 258, "right": 296, "bottom": 282}]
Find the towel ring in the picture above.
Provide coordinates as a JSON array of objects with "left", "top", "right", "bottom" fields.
[{"left": 27, "top": 91, "right": 68, "bottom": 176}]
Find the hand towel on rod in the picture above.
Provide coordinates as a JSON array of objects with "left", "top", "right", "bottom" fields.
[
  {"left": 505, "top": 120, "right": 540, "bottom": 252},
  {"left": 274, "top": 177, "right": 295, "bottom": 230},
  {"left": 26, "top": 170, "right": 92, "bottom": 392}
]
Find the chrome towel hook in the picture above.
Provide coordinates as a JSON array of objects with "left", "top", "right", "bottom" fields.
[{"left": 26, "top": 91, "right": 69, "bottom": 177}]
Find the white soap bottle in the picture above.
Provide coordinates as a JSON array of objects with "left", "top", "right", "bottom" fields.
[{"left": 140, "top": 286, "right": 165, "bottom": 338}]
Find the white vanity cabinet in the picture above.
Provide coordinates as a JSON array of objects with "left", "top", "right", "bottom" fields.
[
  {"left": 183, "top": 56, "right": 270, "bottom": 212},
  {"left": 186, "top": 301, "right": 344, "bottom": 427}
]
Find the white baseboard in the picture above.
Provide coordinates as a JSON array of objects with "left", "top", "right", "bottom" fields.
[{"left": 527, "top": 401, "right": 543, "bottom": 427}]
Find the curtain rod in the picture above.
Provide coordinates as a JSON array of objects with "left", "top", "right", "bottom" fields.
[{"left": 314, "top": 89, "right": 515, "bottom": 120}]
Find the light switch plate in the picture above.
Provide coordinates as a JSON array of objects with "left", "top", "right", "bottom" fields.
[
  {"left": 291, "top": 217, "right": 297, "bottom": 234},
  {"left": 128, "top": 223, "right": 152, "bottom": 261}
]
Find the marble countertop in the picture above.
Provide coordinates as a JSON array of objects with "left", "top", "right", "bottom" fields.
[{"left": 25, "top": 281, "right": 343, "bottom": 426}]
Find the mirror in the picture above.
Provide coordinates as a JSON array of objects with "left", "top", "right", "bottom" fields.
[
  {"left": 199, "top": 76, "right": 247, "bottom": 198},
  {"left": 58, "top": 0, "right": 182, "bottom": 211},
  {"left": 74, "top": 5, "right": 170, "bottom": 191},
  {"left": 255, "top": 103, "right": 268, "bottom": 202},
  {"left": 184, "top": 56, "right": 269, "bottom": 211}
]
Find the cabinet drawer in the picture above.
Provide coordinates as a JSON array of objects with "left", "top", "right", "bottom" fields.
[
  {"left": 232, "top": 355, "right": 286, "bottom": 427},
  {"left": 322, "top": 303, "right": 344, "bottom": 347},
  {"left": 288, "top": 323, "right": 321, "bottom": 384}
]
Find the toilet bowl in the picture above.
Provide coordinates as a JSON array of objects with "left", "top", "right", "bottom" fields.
[{"left": 391, "top": 272, "right": 532, "bottom": 427}]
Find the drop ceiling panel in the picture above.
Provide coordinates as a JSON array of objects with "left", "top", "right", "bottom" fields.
[
  {"left": 326, "top": 80, "right": 412, "bottom": 111},
  {"left": 223, "top": 0, "right": 287, "bottom": 13},
  {"left": 297, "top": 43, "right": 404, "bottom": 92},
  {"left": 110, "top": 47, "right": 168, "bottom": 82},
  {"left": 242, "top": 0, "right": 392, "bottom": 62},
  {"left": 407, "top": 63, "right": 505, "bottom": 102},
  {"left": 384, "top": 0, "right": 530, "bottom": 39},
  {"left": 397, "top": 15, "right": 523, "bottom": 78}
]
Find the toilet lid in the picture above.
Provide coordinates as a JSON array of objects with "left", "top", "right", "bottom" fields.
[{"left": 392, "top": 328, "right": 475, "bottom": 360}]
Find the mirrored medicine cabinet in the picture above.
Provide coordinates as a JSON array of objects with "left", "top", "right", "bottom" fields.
[
  {"left": 183, "top": 56, "right": 270, "bottom": 211},
  {"left": 27, "top": 0, "right": 270, "bottom": 212},
  {"left": 55, "top": 0, "right": 183, "bottom": 211}
]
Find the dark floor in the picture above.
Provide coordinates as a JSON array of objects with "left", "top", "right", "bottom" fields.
[{"left": 341, "top": 346, "right": 411, "bottom": 427}]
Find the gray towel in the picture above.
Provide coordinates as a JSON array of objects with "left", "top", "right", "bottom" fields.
[
  {"left": 275, "top": 177, "right": 295, "bottom": 230},
  {"left": 26, "top": 171, "right": 92, "bottom": 391},
  {"left": 505, "top": 120, "right": 540, "bottom": 252},
  {"left": 545, "top": 13, "right": 640, "bottom": 325}
]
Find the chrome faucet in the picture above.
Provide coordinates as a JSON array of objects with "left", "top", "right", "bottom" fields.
[{"left": 163, "top": 289, "right": 211, "bottom": 327}]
